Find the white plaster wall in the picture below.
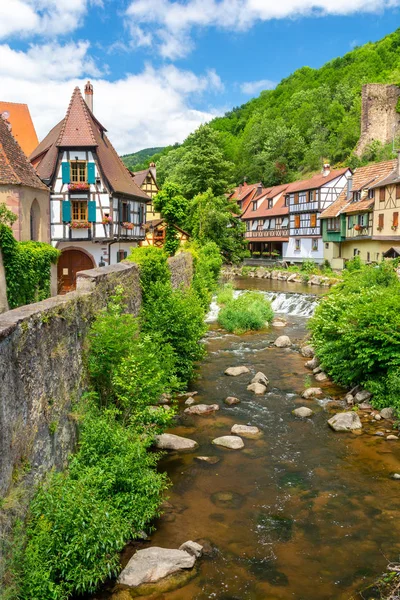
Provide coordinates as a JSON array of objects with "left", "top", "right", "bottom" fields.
[{"left": 285, "top": 237, "right": 324, "bottom": 263}]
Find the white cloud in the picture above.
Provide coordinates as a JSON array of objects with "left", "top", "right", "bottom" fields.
[
  {"left": 125, "top": 0, "right": 400, "bottom": 58},
  {"left": 0, "top": 43, "right": 224, "bottom": 154},
  {"left": 241, "top": 79, "right": 276, "bottom": 95}
]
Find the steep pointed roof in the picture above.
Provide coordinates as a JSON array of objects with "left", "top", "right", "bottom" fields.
[
  {"left": 0, "top": 117, "right": 48, "bottom": 191},
  {"left": 30, "top": 87, "right": 149, "bottom": 200},
  {"left": 0, "top": 101, "right": 39, "bottom": 156}
]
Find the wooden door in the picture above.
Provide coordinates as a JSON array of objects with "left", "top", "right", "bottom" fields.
[{"left": 57, "top": 249, "right": 94, "bottom": 293}]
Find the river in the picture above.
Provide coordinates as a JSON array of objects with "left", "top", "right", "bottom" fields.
[{"left": 94, "top": 277, "right": 400, "bottom": 600}]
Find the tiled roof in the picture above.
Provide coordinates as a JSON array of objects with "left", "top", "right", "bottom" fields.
[
  {"left": 241, "top": 184, "right": 291, "bottom": 219},
  {"left": 131, "top": 167, "right": 158, "bottom": 189},
  {"left": 230, "top": 181, "right": 263, "bottom": 201},
  {"left": 0, "top": 101, "right": 39, "bottom": 157},
  {"left": 320, "top": 160, "right": 396, "bottom": 219},
  {"left": 30, "top": 87, "right": 149, "bottom": 200},
  {"left": 285, "top": 168, "right": 349, "bottom": 193},
  {"left": 0, "top": 117, "right": 48, "bottom": 191}
]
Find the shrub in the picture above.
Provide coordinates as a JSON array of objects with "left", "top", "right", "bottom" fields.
[
  {"left": 300, "top": 259, "right": 317, "bottom": 274},
  {"left": 187, "top": 241, "right": 222, "bottom": 310},
  {"left": 127, "top": 246, "right": 170, "bottom": 299},
  {"left": 218, "top": 291, "right": 274, "bottom": 334},
  {"left": 216, "top": 282, "right": 234, "bottom": 306},
  {"left": 309, "top": 263, "right": 400, "bottom": 414}
]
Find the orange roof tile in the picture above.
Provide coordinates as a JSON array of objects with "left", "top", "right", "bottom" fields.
[
  {"left": 285, "top": 168, "right": 349, "bottom": 194},
  {"left": 242, "top": 184, "right": 291, "bottom": 219},
  {"left": 0, "top": 101, "right": 39, "bottom": 157}
]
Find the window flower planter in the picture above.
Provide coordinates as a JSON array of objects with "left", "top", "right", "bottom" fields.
[
  {"left": 102, "top": 216, "right": 112, "bottom": 225},
  {"left": 68, "top": 183, "right": 90, "bottom": 191},
  {"left": 391, "top": 225, "right": 398, "bottom": 231},
  {"left": 377, "top": 226, "right": 383, "bottom": 231},
  {"left": 122, "top": 222, "right": 134, "bottom": 230},
  {"left": 354, "top": 224, "right": 364, "bottom": 231},
  {"left": 70, "top": 221, "right": 90, "bottom": 229}
]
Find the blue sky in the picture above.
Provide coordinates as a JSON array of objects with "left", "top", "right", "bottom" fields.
[{"left": 0, "top": 1, "right": 399, "bottom": 153}]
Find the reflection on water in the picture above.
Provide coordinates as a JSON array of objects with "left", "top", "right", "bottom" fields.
[{"left": 93, "top": 280, "right": 400, "bottom": 600}]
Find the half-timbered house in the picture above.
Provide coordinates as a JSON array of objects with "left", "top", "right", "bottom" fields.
[
  {"left": 140, "top": 218, "right": 190, "bottom": 249},
  {"left": 285, "top": 165, "right": 350, "bottom": 263},
  {"left": 229, "top": 181, "right": 265, "bottom": 215},
  {"left": 131, "top": 163, "right": 160, "bottom": 219},
  {"left": 30, "top": 82, "right": 149, "bottom": 292}
]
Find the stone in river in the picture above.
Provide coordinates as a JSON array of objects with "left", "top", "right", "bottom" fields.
[
  {"left": 224, "top": 396, "right": 240, "bottom": 406},
  {"left": 386, "top": 435, "right": 399, "bottom": 441},
  {"left": 184, "top": 404, "right": 219, "bottom": 415},
  {"left": 225, "top": 366, "right": 250, "bottom": 376},
  {"left": 231, "top": 424, "right": 262, "bottom": 438},
  {"left": 305, "top": 356, "right": 320, "bottom": 370},
  {"left": 185, "top": 397, "right": 196, "bottom": 406},
  {"left": 117, "top": 546, "right": 196, "bottom": 588},
  {"left": 247, "top": 382, "right": 267, "bottom": 395},
  {"left": 301, "top": 345, "right": 315, "bottom": 358},
  {"left": 374, "top": 414, "right": 382, "bottom": 421},
  {"left": 292, "top": 407, "right": 314, "bottom": 418},
  {"left": 195, "top": 456, "right": 220, "bottom": 464},
  {"left": 274, "top": 335, "right": 292, "bottom": 348},
  {"left": 328, "top": 412, "right": 362, "bottom": 432},
  {"left": 250, "top": 371, "right": 269, "bottom": 387},
  {"left": 154, "top": 433, "right": 198, "bottom": 451},
  {"left": 179, "top": 541, "right": 203, "bottom": 558},
  {"left": 358, "top": 401, "right": 373, "bottom": 410},
  {"left": 392, "top": 473, "right": 400, "bottom": 480},
  {"left": 212, "top": 435, "right": 244, "bottom": 450},
  {"left": 302, "top": 387, "right": 323, "bottom": 399},
  {"left": 272, "top": 320, "right": 286, "bottom": 327},
  {"left": 354, "top": 390, "right": 372, "bottom": 404},
  {"left": 381, "top": 407, "right": 395, "bottom": 420},
  {"left": 374, "top": 431, "right": 385, "bottom": 436},
  {"left": 315, "top": 372, "right": 328, "bottom": 382}
]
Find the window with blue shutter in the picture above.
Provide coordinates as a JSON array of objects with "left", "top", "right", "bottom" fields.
[
  {"left": 88, "top": 200, "right": 96, "bottom": 222},
  {"left": 61, "top": 162, "right": 70, "bottom": 184},
  {"left": 62, "top": 200, "right": 71, "bottom": 222},
  {"left": 87, "top": 162, "right": 95, "bottom": 184}
]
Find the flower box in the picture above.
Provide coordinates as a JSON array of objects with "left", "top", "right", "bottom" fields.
[
  {"left": 71, "top": 221, "right": 90, "bottom": 229},
  {"left": 122, "top": 222, "right": 134, "bottom": 230},
  {"left": 354, "top": 224, "right": 363, "bottom": 231},
  {"left": 68, "top": 183, "right": 90, "bottom": 191},
  {"left": 102, "top": 216, "right": 112, "bottom": 225}
]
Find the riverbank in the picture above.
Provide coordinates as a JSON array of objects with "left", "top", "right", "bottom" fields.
[{"left": 222, "top": 264, "right": 341, "bottom": 287}]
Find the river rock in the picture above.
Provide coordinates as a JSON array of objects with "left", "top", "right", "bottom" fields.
[
  {"left": 305, "top": 356, "right": 320, "bottom": 370},
  {"left": 302, "top": 387, "right": 323, "bottom": 399},
  {"left": 358, "top": 401, "right": 373, "bottom": 410},
  {"left": 250, "top": 372, "right": 269, "bottom": 387},
  {"left": 313, "top": 366, "right": 322, "bottom": 375},
  {"left": 374, "top": 431, "right": 385, "bottom": 436},
  {"left": 177, "top": 391, "right": 198, "bottom": 399},
  {"left": 225, "top": 366, "right": 250, "bottom": 377},
  {"left": 231, "top": 424, "right": 262, "bottom": 438},
  {"left": 247, "top": 382, "right": 267, "bottom": 395},
  {"left": 272, "top": 320, "right": 287, "bottom": 327},
  {"left": 274, "top": 335, "right": 292, "bottom": 348},
  {"left": 328, "top": 412, "right": 362, "bottom": 432},
  {"left": 159, "top": 393, "right": 172, "bottom": 404},
  {"left": 212, "top": 435, "right": 244, "bottom": 450},
  {"left": 224, "top": 396, "right": 240, "bottom": 406},
  {"left": 345, "top": 393, "right": 354, "bottom": 405},
  {"left": 381, "top": 407, "right": 395, "bottom": 420},
  {"left": 292, "top": 407, "right": 314, "bottom": 418},
  {"left": 179, "top": 541, "right": 203, "bottom": 558},
  {"left": 117, "top": 546, "right": 196, "bottom": 587},
  {"left": 315, "top": 372, "right": 328, "bottom": 382},
  {"left": 184, "top": 404, "right": 219, "bottom": 415},
  {"left": 185, "top": 397, "right": 196, "bottom": 406},
  {"left": 195, "top": 456, "right": 220, "bottom": 464},
  {"left": 354, "top": 390, "right": 372, "bottom": 404},
  {"left": 386, "top": 435, "right": 399, "bottom": 441},
  {"left": 154, "top": 434, "right": 198, "bottom": 451},
  {"left": 301, "top": 345, "right": 315, "bottom": 358},
  {"left": 374, "top": 414, "right": 382, "bottom": 421},
  {"left": 392, "top": 473, "right": 400, "bottom": 480}
]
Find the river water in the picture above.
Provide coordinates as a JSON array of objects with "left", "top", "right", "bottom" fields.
[{"left": 96, "top": 277, "right": 400, "bottom": 600}]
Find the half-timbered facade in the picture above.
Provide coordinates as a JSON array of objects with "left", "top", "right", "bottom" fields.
[
  {"left": 140, "top": 218, "right": 190, "bottom": 249},
  {"left": 320, "top": 160, "right": 397, "bottom": 268},
  {"left": 30, "top": 83, "right": 149, "bottom": 291},
  {"left": 229, "top": 181, "right": 264, "bottom": 215},
  {"left": 131, "top": 163, "right": 160, "bottom": 219},
  {"left": 285, "top": 165, "right": 350, "bottom": 263}
]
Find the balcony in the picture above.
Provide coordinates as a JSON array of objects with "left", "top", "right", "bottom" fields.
[
  {"left": 245, "top": 228, "right": 289, "bottom": 240},
  {"left": 289, "top": 226, "right": 320, "bottom": 237},
  {"left": 290, "top": 201, "right": 319, "bottom": 213}
]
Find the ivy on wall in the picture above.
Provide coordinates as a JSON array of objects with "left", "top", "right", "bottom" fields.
[{"left": 0, "top": 224, "right": 60, "bottom": 309}]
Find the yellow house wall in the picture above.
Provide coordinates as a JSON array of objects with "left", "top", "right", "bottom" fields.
[
  {"left": 341, "top": 239, "right": 392, "bottom": 263},
  {"left": 373, "top": 183, "right": 400, "bottom": 239},
  {"left": 0, "top": 185, "right": 50, "bottom": 243}
]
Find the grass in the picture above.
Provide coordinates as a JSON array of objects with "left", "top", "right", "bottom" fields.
[
  {"left": 217, "top": 291, "right": 274, "bottom": 334},
  {"left": 216, "top": 283, "right": 234, "bottom": 306}
]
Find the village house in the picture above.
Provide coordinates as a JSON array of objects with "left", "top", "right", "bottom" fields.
[
  {"left": 285, "top": 164, "right": 351, "bottom": 264},
  {"left": 131, "top": 163, "right": 160, "bottom": 219},
  {"left": 229, "top": 180, "right": 264, "bottom": 215},
  {"left": 240, "top": 183, "right": 292, "bottom": 259},
  {"left": 320, "top": 160, "right": 397, "bottom": 268},
  {"left": 0, "top": 115, "right": 50, "bottom": 243},
  {"left": 30, "top": 82, "right": 149, "bottom": 292}
]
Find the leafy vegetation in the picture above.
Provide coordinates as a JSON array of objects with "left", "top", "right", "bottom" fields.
[
  {"left": 0, "top": 224, "right": 60, "bottom": 309},
  {"left": 216, "top": 282, "right": 235, "bottom": 306},
  {"left": 309, "top": 261, "right": 400, "bottom": 415},
  {"left": 120, "top": 146, "right": 167, "bottom": 171},
  {"left": 218, "top": 291, "right": 274, "bottom": 334},
  {"left": 153, "top": 182, "right": 189, "bottom": 255}
]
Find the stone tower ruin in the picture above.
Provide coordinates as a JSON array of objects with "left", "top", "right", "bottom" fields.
[{"left": 355, "top": 84, "right": 400, "bottom": 156}]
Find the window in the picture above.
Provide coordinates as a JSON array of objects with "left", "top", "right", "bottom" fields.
[
  {"left": 379, "top": 187, "right": 385, "bottom": 202},
  {"left": 358, "top": 213, "right": 368, "bottom": 227},
  {"left": 251, "top": 220, "right": 258, "bottom": 231},
  {"left": 352, "top": 191, "right": 361, "bottom": 202},
  {"left": 367, "top": 252, "right": 370, "bottom": 262},
  {"left": 325, "top": 243, "right": 329, "bottom": 250},
  {"left": 310, "top": 214, "right": 317, "bottom": 228},
  {"left": 122, "top": 202, "right": 130, "bottom": 222},
  {"left": 246, "top": 221, "right": 250, "bottom": 231},
  {"left": 396, "top": 184, "right": 400, "bottom": 200},
  {"left": 378, "top": 213, "right": 384, "bottom": 229},
  {"left": 285, "top": 196, "right": 289, "bottom": 207},
  {"left": 368, "top": 188, "right": 375, "bottom": 199},
  {"left": 295, "top": 239, "right": 300, "bottom": 251},
  {"left": 263, "top": 219, "right": 270, "bottom": 230},
  {"left": 294, "top": 215, "right": 300, "bottom": 228},
  {"left": 299, "top": 192, "right": 306, "bottom": 203},
  {"left": 281, "top": 217, "right": 289, "bottom": 228},
  {"left": 353, "top": 248, "right": 359, "bottom": 257},
  {"left": 268, "top": 199, "right": 273, "bottom": 209},
  {"left": 308, "top": 190, "right": 314, "bottom": 202},
  {"left": 327, "top": 217, "right": 340, "bottom": 231},
  {"left": 294, "top": 193, "right": 299, "bottom": 205},
  {"left": 70, "top": 161, "right": 87, "bottom": 183},
  {"left": 71, "top": 201, "right": 87, "bottom": 221},
  {"left": 270, "top": 218, "right": 276, "bottom": 229},
  {"left": 117, "top": 250, "right": 127, "bottom": 262},
  {"left": 393, "top": 212, "right": 399, "bottom": 228},
  {"left": 252, "top": 201, "right": 257, "bottom": 211},
  {"left": 312, "top": 239, "right": 318, "bottom": 252}
]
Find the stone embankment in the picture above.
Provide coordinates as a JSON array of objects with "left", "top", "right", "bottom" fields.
[{"left": 222, "top": 265, "right": 340, "bottom": 287}]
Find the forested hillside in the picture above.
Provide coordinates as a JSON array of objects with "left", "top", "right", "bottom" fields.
[
  {"left": 121, "top": 146, "right": 167, "bottom": 170},
  {"left": 125, "top": 28, "right": 400, "bottom": 187}
]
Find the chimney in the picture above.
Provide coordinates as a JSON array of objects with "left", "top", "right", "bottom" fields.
[
  {"left": 256, "top": 183, "right": 263, "bottom": 196},
  {"left": 346, "top": 175, "right": 353, "bottom": 200},
  {"left": 149, "top": 161, "right": 156, "bottom": 181},
  {"left": 322, "top": 163, "right": 331, "bottom": 177},
  {"left": 84, "top": 80, "right": 93, "bottom": 112}
]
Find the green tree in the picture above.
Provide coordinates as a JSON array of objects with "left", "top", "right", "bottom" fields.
[
  {"left": 153, "top": 182, "right": 189, "bottom": 255},
  {"left": 0, "top": 203, "right": 17, "bottom": 227}
]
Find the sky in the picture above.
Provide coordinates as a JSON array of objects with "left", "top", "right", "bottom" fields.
[{"left": 0, "top": 1, "right": 399, "bottom": 155}]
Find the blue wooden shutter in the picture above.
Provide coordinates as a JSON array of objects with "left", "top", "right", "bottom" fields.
[
  {"left": 61, "top": 162, "right": 70, "bottom": 184},
  {"left": 119, "top": 202, "right": 124, "bottom": 223},
  {"left": 88, "top": 200, "right": 96, "bottom": 222},
  {"left": 62, "top": 200, "right": 71, "bottom": 222},
  {"left": 87, "top": 162, "right": 95, "bottom": 184}
]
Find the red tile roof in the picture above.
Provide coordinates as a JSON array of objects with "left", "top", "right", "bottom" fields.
[
  {"left": 30, "top": 87, "right": 148, "bottom": 200},
  {"left": 0, "top": 101, "right": 39, "bottom": 157},
  {"left": 285, "top": 168, "right": 349, "bottom": 193},
  {"left": 0, "top": 117, "right": 48, "bottom": 191},
  {"left": 241, "top": 184, "right": 290, "bottom": 219},
  {"left": 320, "top": 160, "right": 396, "bottom": 219}
]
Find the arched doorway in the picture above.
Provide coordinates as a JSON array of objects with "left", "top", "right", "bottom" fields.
[
  {"left": 30, "top": 199, "right": 40, "bottom": 241},
  {"left": 57, "top": 248, "right": 95, "bottom": 293}
]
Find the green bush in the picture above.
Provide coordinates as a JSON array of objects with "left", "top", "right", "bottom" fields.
[
  {"left": 218, "top": 291, "right": 274, "bottom": 334},
  {"left": 216, "top": 282, "right": 234, "bottom": 306},
  {"left": 188, "top": 241, "right": 223, "bottom": 310},
  {"left": 309, "top": 263, "right": 400, "bottom": 415},
  {"left": 127, "top": 246, "right": 170, "bottom": 299},
  {"left": 300, "top": 259, "right": 317, "bottom": 274}
]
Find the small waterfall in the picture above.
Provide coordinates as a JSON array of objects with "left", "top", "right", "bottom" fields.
[{"left": 205, "top": 290, "right": 318, "bottom": 323}]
